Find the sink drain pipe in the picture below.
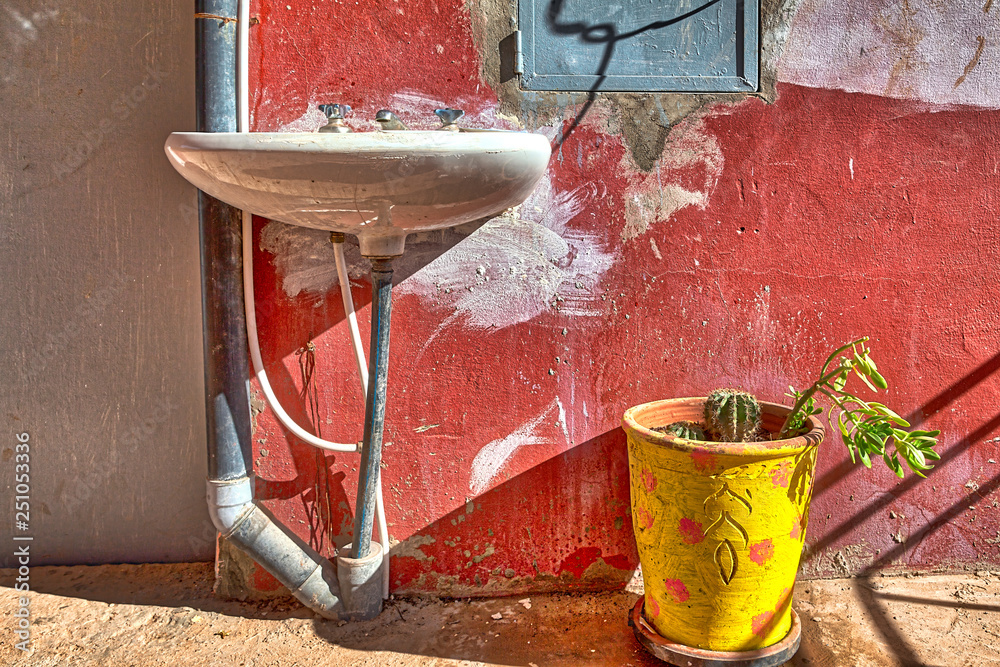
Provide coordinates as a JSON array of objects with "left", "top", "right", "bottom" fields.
[
  {"left": 195, "top": 0, "right": 381, "bottom": 620},
  {"left": 352, "top": 258, "right": 394, "bottom": 560}
]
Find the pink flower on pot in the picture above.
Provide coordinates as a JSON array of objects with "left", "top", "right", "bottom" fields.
[
  {"left": 752, "top": 609, "right": 775, "bottom": 638},
  {"left": 690, "top": 449, "right": 718, "bottom": 473},
  {"left": 640, "top": 467, "right": 658, "bottom": 493},
  {"left": 753, "top": 587, "right": 792, "bottom": 638},
  {"left": 677, "top": 517, "right": 705, "bottom": 544},
  {"left": 769, "top": 461, "right": 793, "bottom": 488},
  {"left": 748, "top": 539, "right": 775, "bottom": 566},
  {"left": 635, "top": 507, "right": 655, "bottom": 530},
  {"left": 663, "top": 578, "right": 690, "bottom": 603}
]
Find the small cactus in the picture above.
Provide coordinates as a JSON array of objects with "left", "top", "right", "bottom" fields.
[
  {"left": 704, "top": 389, "right": 762, "bottom": 442},
  {"left": 655, "top": 421, "right": 707, "bottom": 441}
]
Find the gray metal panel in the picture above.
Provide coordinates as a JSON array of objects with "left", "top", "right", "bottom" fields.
[
  {"left": 520, "top": 0, "right": 759, "bottom": 92},
  {"left": 0, "top": 0, "right": 212, "bottom": 566}
]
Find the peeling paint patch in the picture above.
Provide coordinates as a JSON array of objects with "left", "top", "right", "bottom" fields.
[
  {"left": 621, "top": 115, "right": 724, "bottom": 241},
  {"left": 390, "top": 534, "right": 437, "bottom": 562},
  {"left": 468, "top": 398, "right": 566, "bottom": 495},
  {"left": 557, "top": 546, "right": 602, "bottom": 578},
  {"left": 781, "top": 0, "right": 1000, "bottom": 108}
]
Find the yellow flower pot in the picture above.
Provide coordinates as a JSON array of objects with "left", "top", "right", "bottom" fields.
[{"left": 622, "top": 398, "right": 823, "bottom": 653}]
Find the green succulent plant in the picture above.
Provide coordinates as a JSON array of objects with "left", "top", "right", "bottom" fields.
[
  {"left": 657, "top": 338, "right": 941, "bottom": 478},
  {"left": 778, "top": 337, "right": 940, "bottom": 478},
  {"left": 655, "top": 420, "right": 706, "bottom": 441}
]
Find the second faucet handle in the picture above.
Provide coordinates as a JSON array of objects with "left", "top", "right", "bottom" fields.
[
  {"left": 318, "top": 104, "right": 351, "bottom": 133},
  {"left": 435, "top": 108, "right": 464, "bottom": 131}
]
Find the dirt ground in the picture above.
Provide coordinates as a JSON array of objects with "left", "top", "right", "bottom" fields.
[{"left": 1, "top": 564, "right": 998, "bottom": 666}]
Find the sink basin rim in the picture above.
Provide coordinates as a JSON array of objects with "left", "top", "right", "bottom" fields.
[{"left": 164, "top": 130, "right": 552, "bottom": 256}]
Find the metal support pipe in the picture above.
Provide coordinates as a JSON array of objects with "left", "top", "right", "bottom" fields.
[
  {"left": 196, "top": 0, "right": 249, "bottom": 484},
  {"left": 352, "top": 257, "right": 395, "bottom": 559},
  {"left": 195, "top": 0, "right": 355, "bottom": 619}
]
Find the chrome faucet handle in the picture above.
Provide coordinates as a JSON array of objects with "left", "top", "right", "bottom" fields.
[
  {"left": 318, "top": 104, "right": 351, "bottom": 133},
  {"left": 319, "top": 104, "right": 351, "bottom": 120},
  {"left": 434, "top": 108, "right": 464, "bottom": 131},
  {"left": 375, "top": 110, "right": 408, "bottom": 131}
]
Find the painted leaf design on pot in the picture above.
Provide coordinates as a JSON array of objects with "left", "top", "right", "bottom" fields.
[
  {"left": 714, "top": 539, "right": 739, "bottom": 585},
  {"left": 703, "top": 482, "right": 752, "bottom": 585}
]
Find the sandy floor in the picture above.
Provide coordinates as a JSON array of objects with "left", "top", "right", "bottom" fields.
[{"left": 1, "top": 564, "right": 998, "bottom": 666}]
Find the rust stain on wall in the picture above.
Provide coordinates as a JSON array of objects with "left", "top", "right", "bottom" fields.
[{"left": 955, "top": 35, "right": 986, "bottom": 89}]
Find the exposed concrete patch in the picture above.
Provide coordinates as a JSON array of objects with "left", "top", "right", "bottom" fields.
[
  {"left": 780, "top": 0, "right": 1000, "bottom": 108},
  {"left": 620, "top": 113, "right": 725, "bottom": 241}
]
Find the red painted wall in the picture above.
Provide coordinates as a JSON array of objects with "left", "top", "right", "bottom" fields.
[{"left": 239, "top": 1, "right": 1000, "bottom": 595}]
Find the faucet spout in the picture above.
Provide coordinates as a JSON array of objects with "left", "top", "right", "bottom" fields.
[{"left": 375, "top": 110, "right": 408, "bottom": 131}]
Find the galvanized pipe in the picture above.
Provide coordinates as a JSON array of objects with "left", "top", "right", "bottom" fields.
[
  {"left": 352, "top": 257, "right": 395, "bottom": 559},
  {"left": 196, "top": 0, "right": 249, "bottom": 484},
  {"left": 196, "top": 0, "right": 349, "bottom": 619}
]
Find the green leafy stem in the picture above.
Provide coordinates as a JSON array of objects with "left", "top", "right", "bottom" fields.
[{"left": 778, "top": 337, "right": 941, "bottom": 478}]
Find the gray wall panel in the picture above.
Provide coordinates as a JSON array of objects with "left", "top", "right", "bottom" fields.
[{"left": 0, "top": 0, "right": 211, "bottom": 565}]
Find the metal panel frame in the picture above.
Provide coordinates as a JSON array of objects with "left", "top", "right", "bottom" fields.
[{"left": 519, "top": 0, "right": 759, "bottom": 92}]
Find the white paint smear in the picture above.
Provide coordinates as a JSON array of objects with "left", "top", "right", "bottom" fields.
[
  {"left": 396, "top": 174, "right": 616, "bottom": 329},
  {"left": 259, "top": 222, "right": 365, "bottom": 297},
  {"left": 468, "top": 398, "right": 566, "bottom": 495},
  {"left": 781, "top": 0, "right": 1000, "bottom": 109},
  {"left": 257, "top": 144, "right": 615, "bottom": 330}
]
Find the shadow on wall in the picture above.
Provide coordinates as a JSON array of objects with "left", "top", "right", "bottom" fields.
[
  {"left": 246, "top": 428, "right": 638, "bottom": 597},
  {"left": 806, "top": 348, "right": 1000, "bottom": 564},
  {"left": 386, "top": 428, "right": 638, "bottom": 596},
  {"left": 252, "top": 214, "right": 492, "bottom": 361},
  {"left": 804, "top": 349, "right": 1000, "bottom": 664},
  {"left": 543, "top": 0, "right": 726, "bottom": 147}
]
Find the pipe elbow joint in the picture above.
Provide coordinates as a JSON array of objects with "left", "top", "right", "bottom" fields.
[
  {"left": 206, "top": 477, "right": 357, "bottom": 620},
  {"left": 207, "top": 477, "right": 255, "bottom": 535}
]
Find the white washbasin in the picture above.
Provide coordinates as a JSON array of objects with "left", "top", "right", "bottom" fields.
[{"left": 164, "top": 130, "right": 551, "bottom": 256}]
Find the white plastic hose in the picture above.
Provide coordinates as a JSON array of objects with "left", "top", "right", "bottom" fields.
[
  {"left": 332, "top": 241, "right": 369, "bottom": 396},
  {"left": 240, "top": 219, "right": 358, "bottom": 452},
  {"left": 237, "top": 1, "right": 389, "bottom": 597}
]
